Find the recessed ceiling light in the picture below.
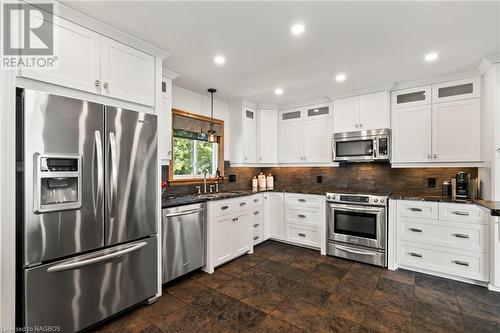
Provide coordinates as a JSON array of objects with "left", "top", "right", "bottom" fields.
[
  {"left": 214, "top": 55, "right": 226, "bottom": 65},
  {"left": 274, "top": 88, "right": 284, "bottom": 95},
  {"left": 335, "top": 73, "right": 347, "bottom": 82},
  {"left": 425, "top": 52, "right": 439, "bottom": 62},
  {"left": 291, "top": 23, "right": 305, "bottom": 35}
]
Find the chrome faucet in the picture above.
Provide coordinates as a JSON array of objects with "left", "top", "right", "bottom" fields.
[{"left": 203, "top": 170, "right": 208, "bottom": 193}]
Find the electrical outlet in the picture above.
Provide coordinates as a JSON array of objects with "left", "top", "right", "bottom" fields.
[
  {"left": 228, "top": 175, "right": 236, "bottom": 182},
  {"left": 317, "top": 175, "right": 323, "bottom": 183},
  {"left": 427, "top": 178, "right": 436, "bottom": 188}
]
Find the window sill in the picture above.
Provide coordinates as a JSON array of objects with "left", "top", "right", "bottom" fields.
[{"left": 168, "top": 177, "right": 225, "bottom": 186}]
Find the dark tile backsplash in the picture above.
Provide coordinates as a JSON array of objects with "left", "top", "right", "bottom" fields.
[{"left": 162, "top": 161, "right": 478, "bottom": 199}]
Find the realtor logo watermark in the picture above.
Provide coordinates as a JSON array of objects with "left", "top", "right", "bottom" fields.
[{"left": 1, "top": 2, "right": 58, "bottom": 69}]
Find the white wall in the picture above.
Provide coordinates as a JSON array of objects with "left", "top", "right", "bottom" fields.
[{"left": 172, "top": 85, "right": 230, "bottom": 160}]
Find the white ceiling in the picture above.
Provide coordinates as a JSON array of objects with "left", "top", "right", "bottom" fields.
[{"left": 65, "top": 1, "right": 499, "bottom": 105}]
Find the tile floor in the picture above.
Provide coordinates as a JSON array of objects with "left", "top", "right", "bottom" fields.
[{"left": 90, "top": 241, "right": 500, "bottom": 333}]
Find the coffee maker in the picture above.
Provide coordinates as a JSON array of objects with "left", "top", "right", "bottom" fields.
[{"left": 455, "top": 172, "right": 471, "bottom": 199}]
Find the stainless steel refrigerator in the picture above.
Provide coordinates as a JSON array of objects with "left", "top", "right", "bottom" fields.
[{"left": 16, "top": 89, "right": 158, "bottom": 332}]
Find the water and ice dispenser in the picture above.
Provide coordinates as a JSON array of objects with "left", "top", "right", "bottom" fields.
[{"left": 34, "top": 154, "right": 82, "bottom": 213}]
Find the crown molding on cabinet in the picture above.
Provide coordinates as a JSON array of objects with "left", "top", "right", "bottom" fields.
[
  {"left": 478, "top": 54, "right": 500, "bottom": 75},
  {"left": 162, "top": 68, "right": 180, "bottom": 80},
  {"left": 30, "top": 0, "right": 170, "bottom": 59},
  {"left": 228, "top": 100, "right": 258, "bottom": 109},
  {"left": 329, "top": 83, "right": 395, "bottom": 100},
  {"left": 391, "top": 69, "right": 481, "bottom": 92},
  {"left": 258, "top": 104, "right": 278, "bottom": 110}
]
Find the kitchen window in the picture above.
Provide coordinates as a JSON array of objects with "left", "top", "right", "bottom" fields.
[{"left": 169, "top": 109, "right": 224, "bottom": 184}]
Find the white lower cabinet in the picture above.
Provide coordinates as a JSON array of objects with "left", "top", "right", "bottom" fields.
[
  {"left": 266, "top": 193, "right": 284, "bottom": 240},
  {"left": 252, "top": 194, "right": 264, "bottom": 245},
  {"left": 206, "top": 196, "right": 253, "bottom": 272},
  {"left": 396, "top": 200, "right": 489, "bottom": 282},
  {"left": 283, "top": 193, "right": 325, "bottom": 250}
]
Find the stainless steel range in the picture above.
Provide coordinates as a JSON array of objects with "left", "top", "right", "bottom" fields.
[{"left": 326, "top": 192, "right": 389, "bottom": 267}]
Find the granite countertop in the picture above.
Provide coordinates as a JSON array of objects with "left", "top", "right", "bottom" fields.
[
  {"left": 390, "top": 193, "right": 500, "bottom": 217},
  {"left": 162, "top": 188, "right": 500, "bottom": 217}
]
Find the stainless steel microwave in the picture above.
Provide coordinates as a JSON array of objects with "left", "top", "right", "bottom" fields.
[{"left": 332, "top": 128, "right": 390, "bottom": 162}]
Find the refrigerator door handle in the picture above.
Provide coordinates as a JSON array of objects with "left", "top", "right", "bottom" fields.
[
  {"left": 93, "top": 131, "right": 104, "bottom": 217},
  {"left": 108, "top": 132, "right": 118, "bottom": 217},
  {"left": 47, "top": 242, "right": 147, "bottom": 273}
]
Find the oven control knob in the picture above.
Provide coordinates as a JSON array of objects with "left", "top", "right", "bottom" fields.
[
  {"left": 380, "top": 199, "right": 385, "bottom": 203},
  {"left": 374, "top": 199, "right": 379, "bottom": 203},
  {"left": 326, "top": 194, "right": 331, "bottom": 200}
]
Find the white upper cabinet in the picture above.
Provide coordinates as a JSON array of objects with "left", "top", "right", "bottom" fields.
[
  {"left": 279, "top": 120, "right": 304, "bottom": 163},
  {"left": 359, "top": 92, "right": 390, "bottom": 130},
  {"left": 392, "top": 105, "right": 432, "bottom": 163},
  {"left": 158, "top": 77, "right": 172, "bottom": 164},
  {"left": 303, "top": 104, "right": 333, "bottom": 162},
  {"left": 279, "top": 104, "right": 332, "bottom": 163},
  {"left": 432, "top": 98, "right": 481, "bottom": 162},
  {"left": 229, "top": 103, "right": 258, "bottom": 164},
  {"left": 258, "top": 109, "right": 278, "bottom": 163},
  {"left": 19, "top": 15, "right": 156, "bottom": 107},
  {"left": 391, "top": 86, "right": 431, "bottom": 109},
  {"left": 333, "top": 92, "right": 389, "bottom": 133},
  {"left": 100, "top": 37, "right": 155, "bottom": 107},
  {"left": 20, "top": 16, "right": 101, "bottom": 95},
  {"left": 333, "top": 97, "right": 359, "bottom": 133},
  {"left": 432, "top": 77, "right": 481, "bottom": 104}
]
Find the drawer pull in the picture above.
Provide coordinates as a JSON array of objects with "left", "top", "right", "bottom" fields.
[
  {"left": 409, "top": 208, "right": 423, "bottom": 212},
  {"left": 240, "top": 202, "right": 247, "bottom": 206},
  {"left": 453, "top": 260, "right": 470, "bottom": 267},
  {"left": 298, "top": 233, "right": 306, "bottom": 237},
  {"left": 254, "top": 199, "right": 259, "bottom": 203},
  {"left": 254, "top": 211, "right": 260, "bottom": 215},
  {"left": 254, "top": 236, "right": 259, "bottom": 240},
  {"left": 453, "top": 233, "right": 470, "bottom": 239},
  {"left": 410, "top": 252, "right": 423, "bottom": 258},
  {"left": 453, "top": 211, "right": 470, "bottom": 216},
  {"left": 253, "top": 224, "right": 259, "bottom": 228},
  {"left": 298, "top": 199, "right": 306, "bottom": 202},
  {"left": 409, "top": 228, "right": 422, "bottom": 233},
  {"left": 221, "top": 205, "right": 229, "bottom": 210},
  {"left": 298, "top": 214, "right": 306, "bottom": 218}
]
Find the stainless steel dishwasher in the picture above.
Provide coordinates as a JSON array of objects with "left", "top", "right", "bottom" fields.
[{"left": 162, "top": 202, "right": 206, "bottom": 283}]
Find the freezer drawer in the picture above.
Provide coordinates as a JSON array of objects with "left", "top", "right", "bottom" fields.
[
  {"left": 24, "top": 237, "right": 157, "bottom": 332},
  {"left": 163, "top": 203, "right": 206, "bottom": 283}
]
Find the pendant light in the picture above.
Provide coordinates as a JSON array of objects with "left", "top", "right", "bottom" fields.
[{"left": 207, "top": 88, "right": 218, "bottom": 143}]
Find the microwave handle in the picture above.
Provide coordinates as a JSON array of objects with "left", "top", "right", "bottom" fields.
[
  {"left": 331, "top": 136, "right": 336, "bottom": 161},
  {"left": 373, "top": 138, "right": 377, "bottom": 158}
]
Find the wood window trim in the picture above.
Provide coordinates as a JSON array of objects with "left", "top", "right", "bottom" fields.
[{"left": 168, "top": 108, "right": 225, "bottom": 185}]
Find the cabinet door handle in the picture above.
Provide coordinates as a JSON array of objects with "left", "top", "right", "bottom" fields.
[
  {"left": 427, "top": 153, "right": 431, "bottom": 159},
  {"left": 254, "top": 211, "right": 259, "bottom": 215},
  {"left": 253, "top": 224, "right": 259, "bottom": 228},
  {"left": 433, "top": 153, "right": 437, "bottom": 158},
  {"left": 410, "top": 252, "right": 423, "bottom": 258},
  {"left": 298, "top": 214, "right": 306, "bottom": 218},
  {"left": 453, "top": 211, "right": 470, "bottom": 216},
  {"left": 453, "top": 233, "right": 470, "bottom": 239},
  {"left": 497, "top": 148, "right": 500, "bottom": 153},
  {"left": 240, "top": 202, "right": 246, "bottom": 206},
  {"left": 221, "top": 205, "right": 229, "bottom": 210},
  {"left": 409, "top": 228, "right": 422, "bottom": 233},
  {"left": 298, "top": 199, "right": 306, "bottom": 202},
  {"left": 359, "top": 123, "right": 363, "bottom": 128},
  {"left": 103, "top": 82, "right": 109, "bottom": 89},
  {"left": 95, "top": 80, "right": 100, "bottom": 87},
  {"left": 254, "top": 199, "right": 259, "bottom": 203},
  {"left": 409, "top": 207, "right": 423, "bottom": 212},
  {"left": 298, "top": 233, "right": 306, "bottom": 237},
  {"left": 253, "top": 236, "right": 259, "bottom": 240},
  {"left": 453, "top": 260, "right": 469, "bottom": 267}
]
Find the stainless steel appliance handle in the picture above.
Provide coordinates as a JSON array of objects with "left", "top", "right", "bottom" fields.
[
  {"left": 331, "top": 137, "right": 336, "bottom": 161},
  {"left": 109, "top": 132, "right": 118, "bottom": 216},
  {"left": 330, "top": 204, "right": 384, "bottom": 213},
  {"left": 94, "top": 131, "right": 104, "bottom": 217},
  {"left": 373, "top": 138, "right": 377, "bottom": 158},
  {"left": 165, "top": 208, "right": 204, "bottom": 218},
  {"left": 47, "top": 242, "right": 147, "bottom": 273},
  {"left": 334, "top": 244, "right": 376, "bottom": 256}
]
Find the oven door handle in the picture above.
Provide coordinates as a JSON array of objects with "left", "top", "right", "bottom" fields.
[
  {"left": 329, "top": 204, "right": 384, "bottom": 213},
  {"left": 334, "top": 244, "right": 377, "bottom": 256}
]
